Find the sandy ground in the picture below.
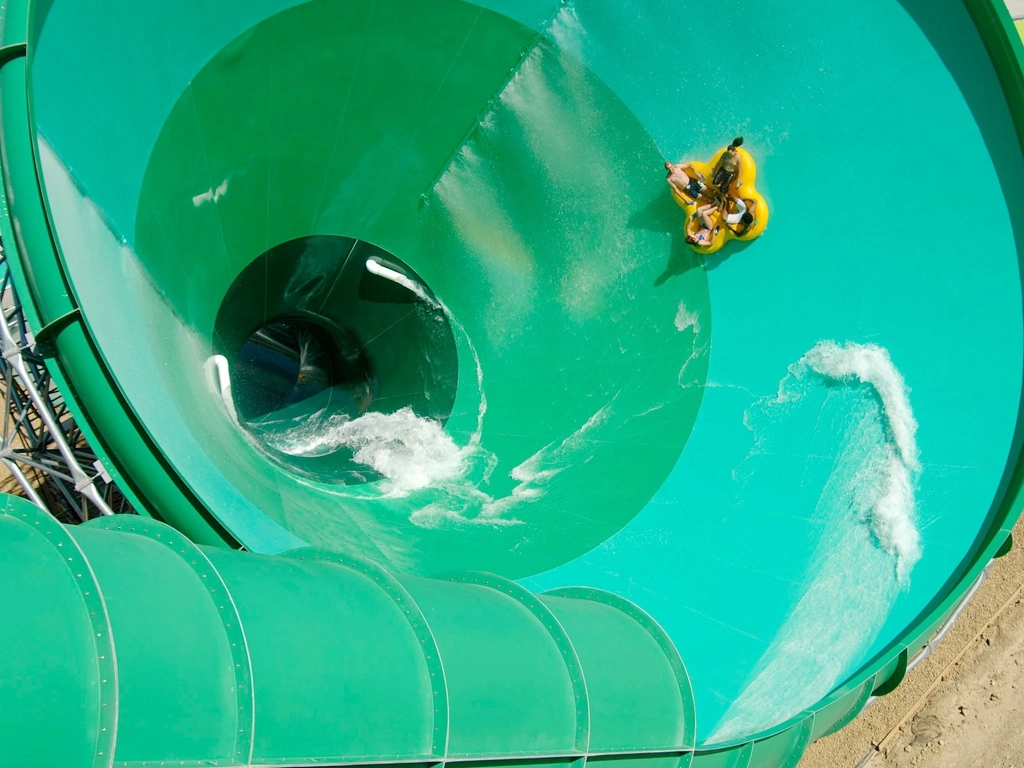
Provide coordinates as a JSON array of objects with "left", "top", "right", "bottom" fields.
[{"left": 800, "top": 515, "right": 1024, "bottom": 768}]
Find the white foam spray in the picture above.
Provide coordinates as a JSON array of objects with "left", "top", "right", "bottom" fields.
[
  {"left": 709, "top": 468, "right": 901, "bottom": 742},
  {"left": 265, "top": 407, "right": 472, "bottom": 495},
  {"left": 708, "top": 340, "right": 922, "bottom": 742},
  {"left": 674, "top": 300, "right": 701, "bottom": 335},
  {"left": 674, "top": 299, "right": 708, "bottom": 388},
  {"left": 408, "top": 402, "right": 612, "bottom": 528},
  {"left": 433, "top": 3, "right": 640, "bottom": 324},
  {"left": 192, "top": 178, "right": 228, "bottom": 206},
  {"left": 237, "top": 261, "right": 610, "bottom": 527},
  {"left": 799, "top": 340, "right": 920, "bottom": 473},
  {"left": 480, "top": 402, "right": 610, "bottom": 518},
  {"left": 795, "top": 341, "right": 921, "bottom": 580},
  {"left": 253, "top": 396, "right": 611, "bottom": 528},
  {"left": 34, "top": 136, "right": 426, "bottom": 567}
]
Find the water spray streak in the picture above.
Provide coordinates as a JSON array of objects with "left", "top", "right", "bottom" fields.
[
  {"left": 795, "top": 340, "right": 922, "bottom": 580},
  {"left": 710, "top": 340, "right": 922, "bottom": 741}
]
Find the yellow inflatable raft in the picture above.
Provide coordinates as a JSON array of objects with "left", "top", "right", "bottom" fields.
[{"left": 669, "top": 146, "right": 769, "bottom": 255}]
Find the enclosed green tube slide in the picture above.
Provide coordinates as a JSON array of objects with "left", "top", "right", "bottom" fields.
[
  {"left": 0, "top": 495, "right": 697, "bottom": 768},
  {"left": 1, "top": 0, "right": 1024, "bottom": 766}
]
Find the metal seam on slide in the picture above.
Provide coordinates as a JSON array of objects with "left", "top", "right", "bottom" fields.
[
  {"left": 2, "top": 499, "right": 119, "bottom": 768},
  {"left": 89, "top": 516, "right": 256, "bottom": 765},
  {"left": 441, "top": 570, "right": 591, "bottom": 755},
  {"left": 693, "top": 740, "right": 752, "bottom": 768},
  {"left": 709, "top": 705, "right": 818, "bottom": 754},
  {"left": 423, "top": 0, "right": 566, "bottom": 196},
  {"left": 817, "top": 679, "right": 874, "bottom": 741},
  {"left": 762, "top": 717, "right": 813, "bottom": 768},
  {"left": 282, "top": 547, "right": 450, "bottom": 761},
  {"left": 544, "top": 586, "right": 696, "bottom": 751}
]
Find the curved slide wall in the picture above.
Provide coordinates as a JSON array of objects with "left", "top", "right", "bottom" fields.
[{"left": 1, "top": 0, "right": 1024, "bottom": 766}]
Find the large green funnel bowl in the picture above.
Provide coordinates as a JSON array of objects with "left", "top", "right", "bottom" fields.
[{"left": 2, "top": 0, "right": 1024, "bottom": 762}]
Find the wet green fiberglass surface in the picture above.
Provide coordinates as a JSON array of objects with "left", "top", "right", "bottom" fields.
[
  {"left": 29, "top": 0, "right": 1024, "bottom": 743},
  {"left": 128, "top": 0, "right": 711, "bottom": 576}
]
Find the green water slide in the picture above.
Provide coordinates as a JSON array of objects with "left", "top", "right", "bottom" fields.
[{"left": 2, "top": 0, "right": 1024, "bottom": 765}]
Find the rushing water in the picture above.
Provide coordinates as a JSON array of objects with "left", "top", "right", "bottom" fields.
[{"left": 710, "top": 340, "right": 922, "bottom": 740}]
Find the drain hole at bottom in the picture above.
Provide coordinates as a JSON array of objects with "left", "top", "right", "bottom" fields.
[
  {"left": 213, "top": 235, "right": 460, "bottom": 484},
  {"left": 233, "top": 318, "right": 373, "bottom": 429}
]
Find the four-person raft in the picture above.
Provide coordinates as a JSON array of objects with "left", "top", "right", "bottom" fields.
[{"left": 666, "top": 138, "right": 769, "bottom": 254}]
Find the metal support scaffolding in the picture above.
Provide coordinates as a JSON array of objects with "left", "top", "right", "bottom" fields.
[{"left": 0, "top": 246, "right": 130, "bottom": 523}]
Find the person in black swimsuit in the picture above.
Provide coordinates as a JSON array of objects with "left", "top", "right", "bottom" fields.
[{"left": 711, "top": 137, "right": 744, "bottom": 194}]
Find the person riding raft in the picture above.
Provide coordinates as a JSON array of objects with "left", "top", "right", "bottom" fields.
[
  {"left": 665, "top": 135, "right": 768, "bottom": 254},
  {"left": 664, "top": 161, "right": 719, "bottom": 204},
  {"left": 710, "top": 137, "right": 744, "bottom": 194}
]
